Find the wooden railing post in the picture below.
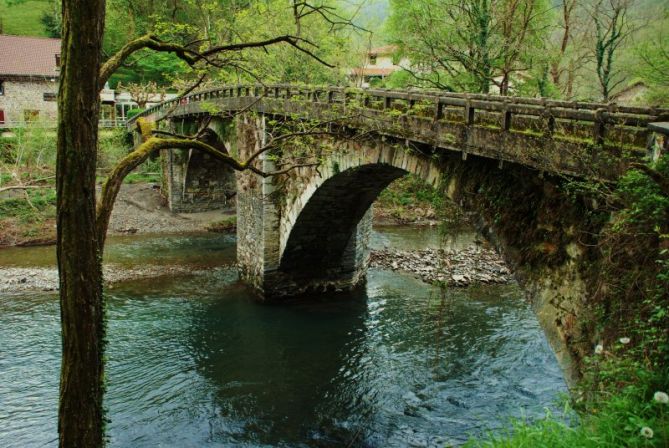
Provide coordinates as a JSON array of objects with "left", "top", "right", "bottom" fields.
[
  {"left": 434, "top": 99, "right": 443, "bottom": 122},
  {"left": 593, "top": 108, "right": 606, "bottom": 145},
  {"left": 501, "top": 99, "right": 512, "bottom": 131},
  {"left": 383, "top": 95, "right": 392, "bottom": 110},
  {"left": 543, "top": 107, "right": 555, "bottom": 137},
  {"left": 464, "top": 96, "right": 475, "bottom": 125}
]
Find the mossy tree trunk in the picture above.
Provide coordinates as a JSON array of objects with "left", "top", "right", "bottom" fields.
[{"left": 56, "top": 0, "right": 106, "bottom": 446}]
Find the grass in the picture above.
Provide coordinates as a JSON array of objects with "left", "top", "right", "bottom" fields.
[
  {"left": 375, "top": 173, "right": 444, "bottom": 223},
  {"left": 0, "top": 187, "right": 55, "bottom": 219},
  {"left": 464, "top": 363, "right": 669, "bottom": 447},
  {"left": 0, "top": 0, "right": 50, "bottom": 37},
  {"left": 0, "top": 186, "right": 56, "bottom": 245},
  {"left": 206, "top": 215, "right": 236, "bottom": 233}
]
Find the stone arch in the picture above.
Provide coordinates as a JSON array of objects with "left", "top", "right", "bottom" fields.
[
  {"left": 163, "top": 118, "right": 237, "bottom": 212},
  {"left": 235, "top": 116, "right": 600, "bottom": 384},
  {"left": 267, "top": 143, "right": 441, "bottom": 295},
  {"left": 279, "top": 143, "right": 441, "bottom": 259}
]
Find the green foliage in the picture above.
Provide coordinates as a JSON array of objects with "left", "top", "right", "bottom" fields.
[
  {"left": 0, "top": 187, "right": 55, "bottom": 220},
  {"left": 210, "top": 0, "right": 352, "bottom": 85},
  {"left": 386, "top": 0, "right": 551, "bottom": 94},
  {"left": 383, "top": 70, "right": 415, "bottom": 89},
  {"left": 126, "top": 108, "right": 145, "bottom": 120},
  {"left": 376, "top": 173, "right": 444, "bottom": 222},
  {"left": 633, "top": 20, "right": 669, "bottom": 105},
  {"left": 206, "top": 214, "right": 237, "bottom": 233},
  {"left": 466, "top": 351, "right": 669, "bottom": 447},
  {"left": 97, "top": 129, "right": 130, "bottom": 170},
  {"left": 38, "top": 0, "right": 59, "bottom": 37},
  {"left": 616, "top": 163, "right": 669, "bottom": 228},
  {"left": 98, "top": 0, "right": 356, "bottom": 87},
  {"left": 0, "top": 126, "right": 57, "bottom": 169}
]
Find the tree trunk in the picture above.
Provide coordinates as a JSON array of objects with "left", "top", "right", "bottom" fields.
[{"left": 57, "top": 0, "right": 106, "bottom": 446}]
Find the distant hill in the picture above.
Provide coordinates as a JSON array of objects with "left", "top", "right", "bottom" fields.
[
  {"left": 0, "top": 0, "right": 49, "bottom": 37},
  {"left": 359, "top": 0, "right": 389, "bottom": 23}
]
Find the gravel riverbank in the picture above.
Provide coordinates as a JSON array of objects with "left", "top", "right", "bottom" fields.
[
  {"left": 0, "top": 264, "right": 233, "bottom": 293},
  {"left": 1, "top": 244, "right": 511, "bottom": 293},
  {"left": 370, "top": 246, "right": 512, "bottom": 286}
]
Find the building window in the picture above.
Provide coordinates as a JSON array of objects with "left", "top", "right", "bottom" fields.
[
  {"left": 0, "top": 80, "right": 4, "bottom": 96},
  {"left": 43, "top": 92, "right": 56, "bottom": 102},
  {"left": 24, "top": 110, "right": 40, "bottom": 122},
  {"left": 369, "top": 54, "right": 377, "bottom": 65},
  {"left": 0, "top": 109, "right": 5, "bottom": 124},
  {"left": 55, "top": 54, "right": 61, "bottom": 68}
]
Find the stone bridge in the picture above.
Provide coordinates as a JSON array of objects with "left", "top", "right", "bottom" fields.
[{"left": 130, "top": 85, "right": 667, "bottom": 380}]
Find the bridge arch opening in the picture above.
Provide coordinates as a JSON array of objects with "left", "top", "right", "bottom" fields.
[
  {"left": 272, "top": 141, "right": 446, "bottom": 296},
  {"left": 279, "top": 164, "right": 407, "bottom": 281}
]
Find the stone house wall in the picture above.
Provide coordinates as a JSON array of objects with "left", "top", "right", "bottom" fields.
[{"left": 0, "top": 78, "right": 58, "bottom": 126}]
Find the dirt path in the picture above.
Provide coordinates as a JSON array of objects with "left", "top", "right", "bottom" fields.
[{"left": 107, "top": 183, "right": 233, "bottom": 234}]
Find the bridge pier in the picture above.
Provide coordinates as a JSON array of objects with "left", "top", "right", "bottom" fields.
[{"left": 235, "top": 114, "right": 376, "bottom": 298}]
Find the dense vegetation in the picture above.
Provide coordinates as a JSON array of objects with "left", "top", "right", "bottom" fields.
[
  {"left": 2, "top": 0, "right": 363, "bottom": 87},
  {"left": 464, "top": 152, "right": 669, "bottom": 446},
  {"left": 3, "top": 0, "right": 667, "bottom": 104},
  {"left": 385, "top": 0, "right": 669, "bottom": 104},
  {"left": 0, "top": 128, "right": 156, "bottom": 245}
]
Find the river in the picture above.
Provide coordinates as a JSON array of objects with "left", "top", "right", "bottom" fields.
[{"left": 0, "top": 227, "right": 566, "bottom": 447}]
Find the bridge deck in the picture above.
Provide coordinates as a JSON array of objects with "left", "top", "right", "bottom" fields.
[{"left": 129, "top": 85, "right": 669, "bottom": 179}]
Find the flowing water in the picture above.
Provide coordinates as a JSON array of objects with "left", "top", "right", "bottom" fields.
[{"left": 0, "top": 228, "right": 566, "bottom": 447}]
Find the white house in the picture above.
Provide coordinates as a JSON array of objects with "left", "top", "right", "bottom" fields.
[{"left": 349, "top": 45, "right": 410, "bottom": 88}]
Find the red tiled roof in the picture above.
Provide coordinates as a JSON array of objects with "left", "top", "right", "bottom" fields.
[
  {"left": 350, "top": 67, "right": 397, "bottom": 77},
  {"left": 0, "top": 34, "right": 61, "bottom": 77}
]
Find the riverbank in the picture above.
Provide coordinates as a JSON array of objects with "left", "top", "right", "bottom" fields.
[
  {"left": 1, "top": 242, "right": 510, "bottom": 293},
  {"left": 371, "top": 246, "right": 511, "bottom": 286},
  {"left": 0, "top": 264, "right": 236, "bottom": 293},
  {"left": 1, "top": 178, "right": 452, "bottom": 247},
  {"left": 0, "top": 183, "right": 235, "bottom": 246}
]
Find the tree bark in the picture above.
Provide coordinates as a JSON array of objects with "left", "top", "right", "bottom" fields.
[{"left": 57, "top": 0, "right": 106, "bottom": 446}]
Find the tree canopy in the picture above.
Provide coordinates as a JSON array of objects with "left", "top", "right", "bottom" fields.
[{"left": 385, "top": 0, "right": 669, "bottom": 104}]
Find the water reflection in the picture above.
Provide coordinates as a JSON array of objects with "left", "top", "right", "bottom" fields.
[{"left": 0, "top": 231, "right": 566, "bottom": 447}]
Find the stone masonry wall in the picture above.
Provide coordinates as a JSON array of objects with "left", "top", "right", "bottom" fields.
[
  {"left": 238, "top": 127, "right": 595, "bottom": 383},
  {"left": 246, "top": 132, "right": 442, "bottom": 298},
  {"left": 235, "top": 114, "right": 268, "bottom": 290},
  {"left": 438, "top": 153, "right": 605, "bottom": 384},
  {"left": 0, "top": 79, "right": 58, "bottom": 125}
]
